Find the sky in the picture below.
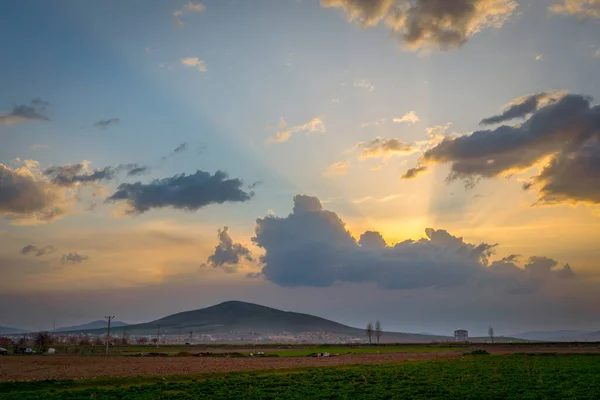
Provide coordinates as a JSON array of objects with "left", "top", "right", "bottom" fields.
[{"left": 1, "top": 0, "right": 600, "bottom": 337}]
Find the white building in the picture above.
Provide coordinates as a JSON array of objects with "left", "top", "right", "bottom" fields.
[{"left": 454, "top": 329, "right": 468, "bottom": 342}]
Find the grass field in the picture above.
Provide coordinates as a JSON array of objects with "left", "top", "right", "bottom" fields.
[{"left": 2, "top": 354, "right": 599, "bottom": 399}]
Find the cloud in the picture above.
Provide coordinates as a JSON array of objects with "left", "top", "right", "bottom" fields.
[
  {"left": 245, "top": 272, "right": 263, "bottom": 279},
  {"left": 0, "top": 99, "right": 50, "bottom": 125},
  {"left": 173, "top": 2, "right": 205, "bottom": 26},
  {"left": 323, "top": 161, "right": 350, "bottom": 177},
  {"left": 266, "top": 116, "right": 326, "bottom": 144},
  {"left": 401, "top": 166, "right": 429, "bottom": 180},
  {"left": 252, "top": 195, "right": 574, "bottom": 290},
  {"left": 321, "top": 0, "right": 518, "bottom": 51},
  {"left": 354, "top": 79, "right": 375, "bottom": 91},
  {"left": 525, "top": 138, "right": 600, "bottom": 204},
  {"left": 535, "top": 54, "right": 543, "bottom": 61},
  {"left": 61, "top": 252, "right": 89, "bottom": 265},
  {"left": 549, "top": 0, "right": 600, "bottom": 19},
  {"left": 479, "top": 91, "right": 567, "bottom": 125},
  {"left": 173, "top": 143, "right": 188, "bottom": 153},
  {"left": 44, "top": 162, "right": 147, "bottom": 187},
  {"left": 404, "top": 94, "right": 600, "bottom": 204},
  {"left": 360, "top": 118, "right": 387, "bottom": 129},
  {"left": 106, "top": 170, "right": 254, "bottom": 214},
  {"left": 595, "top": 48, "right": 600, "bottom": 58},
  {"left": 21, "top": 245, "right": 57, "bottom": 257},
  {"left": 355, "top": 138, "right": 419, "bottom": 159},
  {"left": 0, "top": 161, "right": 75, "bottom": 225},
  {"left": 393, "top": 111, "right": 420, "bottom": 124},
  {"left": 93, "top": 118, "right": 120, "bottom": 129},
  {"left": 204, "top": 227, "right": 254, "bottom": 273},
  {"left": 181, "top": 57, "right": 207, "bottom": 72}
]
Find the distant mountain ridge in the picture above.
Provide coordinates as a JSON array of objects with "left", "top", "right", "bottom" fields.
[
  {"left": 54, "top": 320, "right": 129, "bottom": 333},
  {"left": 513, "top": 330, "right": 600, "bottom": 342},
  {"left": 0, "top": 325, "right": 27, "bottom": 335}
]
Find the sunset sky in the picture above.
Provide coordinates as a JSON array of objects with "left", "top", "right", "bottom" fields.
[{"left": 2, "top": 0, "right": 600, "bottom": 336}]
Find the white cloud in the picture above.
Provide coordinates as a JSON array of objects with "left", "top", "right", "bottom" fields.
[
  {"left": 266, "top": 116, "right": 326, "bottom": 144},
  {"left": 535, "top": 54, "right": 544, "bottom": 61},
  {"left": 393, "top": 111, "right": 420, "bottom": 124},
  {"left": 323, "top": 161, "right": 350, "bottom": 177},
  {"left": 354, "top": 79, "right": 375, "bottom": 91},
  {"left": 181, "top": 57, "right": 207, "bottom": 72},
  {"left": 549, "top": 0, "right": 600, "bottom": 19},
  {"left": 173, "top": 2, "right": 206, "bottom": 26}
]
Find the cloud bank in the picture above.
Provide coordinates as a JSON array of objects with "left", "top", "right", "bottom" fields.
[
  {"left": 403, "top": 93, "right": 600, "bottom": 204},
  {"left": 252, "top": 195, "right": 574, "bottom": 290},
  {"left": 321, "top": 0, "right": 518, "bottom": 51}
]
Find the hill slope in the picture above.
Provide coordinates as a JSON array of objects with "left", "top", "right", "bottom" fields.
[
  {"left": 55, "top": 320, "right": 129, "bottom": 333},
  {"left": 130, "top": 301, "right": 363, "bottom": 335},
  {"left": 0, "top": 325, "right": 27, "bottom": 335},
  {"left": 64, "top": 301, "right": 452, "bottom": 342}
]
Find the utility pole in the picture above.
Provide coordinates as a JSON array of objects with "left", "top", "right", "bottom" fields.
[
  {"left": 105, "top": 316, "right": 114, "bottom": 355},
  {"left": 156, "top": 324, "right": 161, "bottom": 348}
]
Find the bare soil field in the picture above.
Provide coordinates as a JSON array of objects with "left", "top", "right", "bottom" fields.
[
  {"left": 0, "top": 352, "right": 459, "bottom": 382},
  {"left": 2, "top": 344, "right": 599, "bottom": 382}
]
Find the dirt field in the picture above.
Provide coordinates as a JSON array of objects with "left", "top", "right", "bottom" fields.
[
  {"left": 2, "top": 344, "right": 599, "bottom": 382},
  {"left": 0, "top": 352, "right": 459, "bottom": 382}
]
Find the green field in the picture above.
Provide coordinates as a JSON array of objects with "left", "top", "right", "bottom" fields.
[{"left": 2, "top": 354, "right": 600, "bottom": 399}]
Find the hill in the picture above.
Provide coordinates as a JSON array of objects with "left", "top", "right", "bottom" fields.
[
  {"left": 54, "top": 320, "right": 129, "bottom": 333},
  {"left": 0, "top": 325, "right": 27, "bottom": 335},
  {"left": 78, "top": 301, "right": 450, "bottom": 342}
]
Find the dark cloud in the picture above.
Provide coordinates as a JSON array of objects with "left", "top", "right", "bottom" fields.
[
  {"left": 526, "top": 139, "right": 600, "bottom": 204},
  {"left": 245, "top": 272, "right": 263, "bottom": 279},
  {"left": 321, "top": 0, "right": 517, "bottom": 51},
  {"left": 401, "top": 166, "right": 428, "bottom": 180},
  {"left": 107, "top": 170, "right": 254, "bottom": 214},
  {"left": 21, "top": 245, "right": 57, "bottom": 257},
  {"left": 173, "top": 143, "right": 188, "bottom": 153},
  {"left": 405, "top": 94, "right": 600, "bottom": 204},
  {"left": 0, "top": 99, "right": 50, "bottom": 125},
  {"left": 126, "top": 165, "right": 150, "bottom": 176},
  {"left": 252, "top": 195, "right": 574, "bottom": 291},
  {"left": 480, "top": 92, "right": 566, "bottom": 125},
  {"left": 93, "top": 118, "right": 120, "bottom": 128},
  {"left": 204, "top": 227, "right": 254, "bottom": 273},
  {"left": 61, "top": 252, "right": 89, "bottom": 265},
  {"left": 44, "top": 163, "right": 149, "bottom": 187},
  {"left": 31, "top": 98, "right": 50, "bottom": 107}
]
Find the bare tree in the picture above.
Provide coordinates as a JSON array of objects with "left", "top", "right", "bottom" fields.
[
  {"left": 79, "top": 336, "right": 90, "bottom": 346},
  {"left": 136, "top": 337, "right": 149, "bottom": 345},
  {"left": 151, "top": 337, "right": 159, "bottom": 346},
  {"left": 375, "top": 320, "right": 383, "bottom": 345},
  {"left": 34, "top": 332, "right": 53, "bottom": 353},
  {"left": 366, "top": 322, "right": 373, "bottom": 345},
  {"left": 488, "top": 326, "right": 494, "bottom": 344}
]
